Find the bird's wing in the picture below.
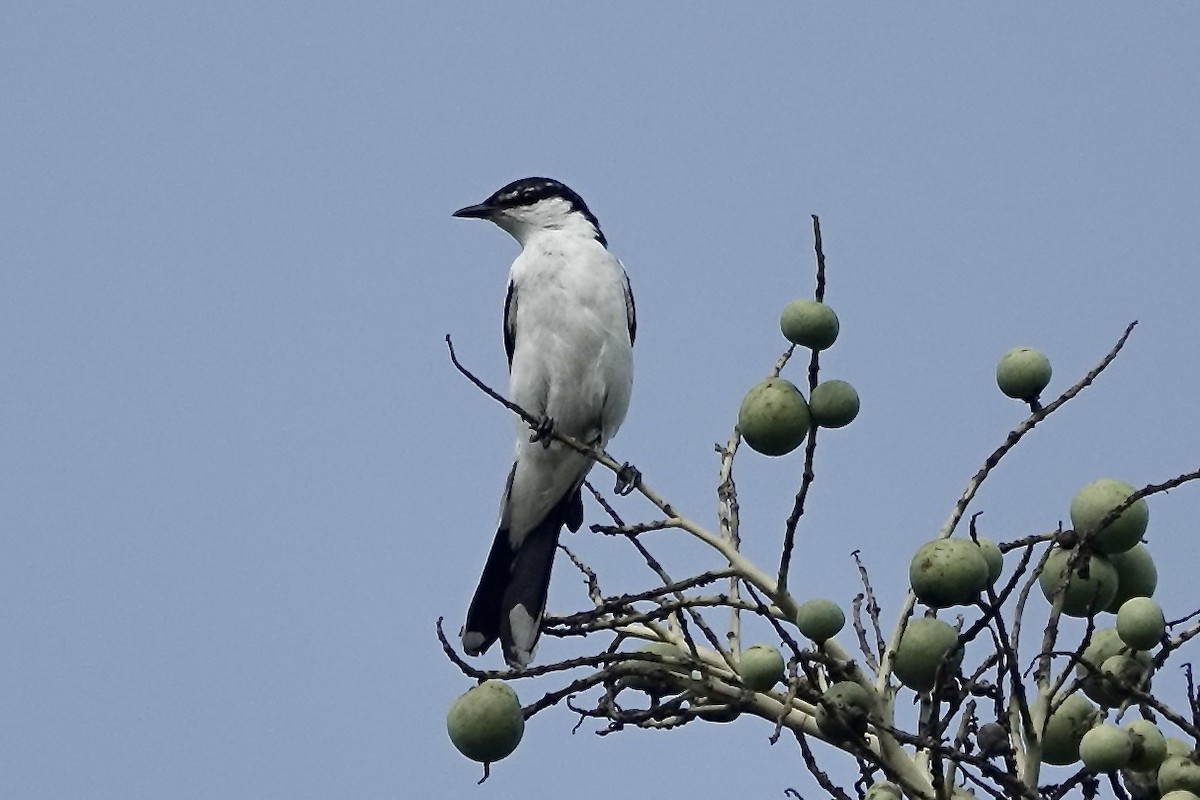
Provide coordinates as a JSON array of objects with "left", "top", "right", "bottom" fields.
[
  {"left": 502, "top": 280, "right": 517, "bottom": 366},
  {"left": 622, "top": 268, "right": 636, "bottom": 346}
]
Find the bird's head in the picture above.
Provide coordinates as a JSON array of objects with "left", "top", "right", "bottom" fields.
[{"left": 453, "top": 177, "right": 606, "bottom": 248}]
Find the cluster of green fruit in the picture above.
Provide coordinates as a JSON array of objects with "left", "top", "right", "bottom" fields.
[
  {"left": 901, "top": 475, "right": 1161, "bottom": 680},
  {"left": 444, "top": 599, "right": 855, "bottom": 765},
  {"left": 737, "top": 300, "right": 860, "bottom": 456}
]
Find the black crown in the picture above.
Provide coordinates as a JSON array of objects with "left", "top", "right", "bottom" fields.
[{"left": 487, "top": 177, "right": 606, "bottom": 247}]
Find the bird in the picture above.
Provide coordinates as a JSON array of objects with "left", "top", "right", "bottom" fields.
[{"left": 453, "top": 177, "right": 636, "bottom": 669}]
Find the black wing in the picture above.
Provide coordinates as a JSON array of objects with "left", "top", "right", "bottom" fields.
[
  {"left": 623, "top": 269, "right": 636, "bottom": 346},
  {"left": 503, "top": 280, "right": 517, "bottom": 366}
]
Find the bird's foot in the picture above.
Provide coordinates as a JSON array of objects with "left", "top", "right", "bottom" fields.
[
  {"left": 614, "top": 463, "right": 641, "bottom": 496},
  {"left": 529, "top": 415, "right": 556, "bottom": 448}
]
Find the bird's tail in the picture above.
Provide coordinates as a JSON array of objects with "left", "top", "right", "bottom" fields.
[{"left": 462, "top": 484, "right": 583, "bottom": 669}]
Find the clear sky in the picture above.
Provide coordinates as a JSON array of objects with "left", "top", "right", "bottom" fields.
[{"left": 3, "top": 5, "right": 1198, "bottom": 799}]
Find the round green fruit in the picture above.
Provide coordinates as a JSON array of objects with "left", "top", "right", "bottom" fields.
[
  {"left": 1167, "top": 738, "right": 1195, "bottom": 758},
  {"left": 808, "top": 380, "right": 860, "bottom": 428},
  {"left": 1118, "top": 597, "right": 1166, "bottom": 650},
  {"left": 1038, "top": 547, "right": 1118, "bottom": 617},
  {"left": 739, "top": 643, "right": 785, "bottom": 692},
  {"left": 996, "top": 347, "right": 1052, "bottom": 400},
  {"left": 1070, "top": 478, "right": 1149, "bottom": 554},
  {"left": 795, "top": 598, "right": 846, "bottom": 643},
  {"left": 1079, "top": 723, "right": 1133, "bottom": 771},
  {"left": 893, "top": 617, "right": 963, "bottom": 692},
  {"left": 815, "top": 681, "right": 874, "bottom": 740},
  {"left": 780, "top": 299, "right": 839, "bottom": 350},
  {"left": 1126, "top": 719, "right": 1168, "bottom": 771},
  {"left": 1107, "top": 543, "right": 1158, "bottom": 612},
  {"left": 737, "top": 378, "right": 811, "bottom": 456},
  {"left": 1160, "top": 755, "right": 1200, "bottom": 794},
  {"left": 1041, "top": 693, "right": 1099, "bottom": 765},
  {"left": 1077, "top": 628, "right": 1151, "bottom": 707},
  {"left": 1161, "top": 791, "right": 1200, "bottom": 800},
  {"left": 910, "top": 538, "right": 990, "bottom": 608},
  {"left": 976, "top": 537, "right": 1004, "bottom": 585},
  {"left": 446, "top": 680, "right": 525, "bottom": 764},
  {"left": 864, "top": 781, "right": 902, "bottom": 800}
]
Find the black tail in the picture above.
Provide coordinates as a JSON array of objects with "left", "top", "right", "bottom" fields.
[{"left": 462, "top": 485, "right": 583, "bottom": 668}]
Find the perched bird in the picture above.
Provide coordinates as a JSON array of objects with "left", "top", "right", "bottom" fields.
[{"left": 453, "top": 177, "right": 636, "bottom": 669}]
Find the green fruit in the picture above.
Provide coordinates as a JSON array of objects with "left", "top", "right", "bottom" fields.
[
  {"left": 910, "top": 538, "right": 990, "bottom": 608},
  {"left": 1077, "top": 628, "right": 1135, "bottom": 674},
  {"left": 1118, "top": 597, "right": 1166, "bottom": 650},
  {"left": 1041, "top": 693, "right": 1099, "bottom": 765},
  {"left": 996, "top": 347, "right": 1052, "bottom": 400},
  {"left": 976, "top": 537, "right": 1004, "bottom": 585},
  {"left": 1167, "top": 738, "right": 1195, "bottom": 758},
  {"left": 1107, "top": 543, "right": 1158, "bottom": 612},
  {"left": 1079, "top": 723, "right": 1133, "bottom": 771},
  {"left": 893, "top": 617, "right": 962, "bottom": 692},
  {"left": 739, "top": 643, "right": 785, "bottom": 692},
  {"left": 864, "top": 781, "right": 902, "bottom": 800},
  {"left": 1161, "top": 791, "right": 1200, "bottom": 800},
  {"left": 815, "top": 681, "right": 874, "bottom": 740},
  {"left": 1126, "top": 719, "right": 1168, "bottom": 771},
  {"left": 808, "top": 379, "right": 860, "bottom": 428},
  {"left": 446, "top": 680, "right": 525, "bottom": 764},
  {"left": 1160, "top": 755, "right": 1200, "bottom": 794},
  {"left": 795, "top": 598, "right": 846, "bottom": 643},
  {"left": 1076, "top": 628, "right": 1151, "bottom": 706},
  {"left": 737, "top": 378, "right": 811, "bottom": 456},
  {"left": 1038, "top": 547, "right": 1118, "bottom": 617},
  {"left": 1070, "top": 478, "right": 1149, "bottom": 554},
  {"left": 780, "top": 299, "right": 839, "bottom": 350}
]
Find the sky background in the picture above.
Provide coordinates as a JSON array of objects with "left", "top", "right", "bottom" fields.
[{"left": 3, "top": 5, "right": 1199, "bottom": 799}]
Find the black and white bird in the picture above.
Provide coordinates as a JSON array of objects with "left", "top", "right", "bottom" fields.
[{"left": 453, "top": 177, "right": 636, "bottom": 669}]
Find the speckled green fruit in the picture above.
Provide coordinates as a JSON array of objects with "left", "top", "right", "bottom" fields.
[
  {"left": 1076, "top": 628, "right": 1151, "bottom": 707},
  {"left": 795, "top": 598, "right": 845, "bottom": 643},
  {"left": 815, "top": 681, "right": 874, "bottom": 740},
  {"left": 1107, "top": 544, "right": 1158, "bottom": 612},
  {"left": 1160, "top": 755, "right": 1200, "bottom": 794},
  {"left": 976, "top": 537, "right": 1004, "bottom": 585},
  {"left": 1167, "top": 738, "right": 1194, "bottom": 758},
  {"left": 1070, "top": 478, "right": 1149, "bottom": 554},
  {"left": 1077, "top": 628, "right": 1130, "bottom": 673},
  {"left": 808, "top": 379, "right": 860, "bottom": 428},
  {"left": 780, "top": 299, "right": 839, "bottom": 350},
  {"left": 1118, "top": 597, "right": 1166, "bottom": 650},
  {"left": 446, "top": 680, "right": 525, "bottom": 764},
  {"left": 1038, "top": 547, "right": 1118, "bottom": 617},
  {"left": 893, "top": 617, "right": 963, "bottom": 692},
  {"left": 1041, "top": 693, "right": 1099, "bottom": 765},
  {"left": 737, "top": 378, "right": 811, "bottom": 456},
  {"left": 739, "top": 643, "right": 785, "bottom": 692},
  {"left": 1126, "top": 719, "right": 1168, "bottom": 771},
  {"left": 996, "top": 347, "right": 1052, "bottom": 400},
  {"left": 864, "top": 781, "right": 902, "bottom": 800},
  {"left": 1080, "top": 723, "right": 1133, "bottom": 771},
  {"left": 909, "top": 538, "right": 990, "bottom": 608},
  {"left": 1160, "top": 790, "right": 1200, "bottom": 800}
]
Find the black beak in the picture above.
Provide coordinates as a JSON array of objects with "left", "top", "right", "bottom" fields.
[{"left": 452, "top": 202, "right": 494, "bottom": 219}]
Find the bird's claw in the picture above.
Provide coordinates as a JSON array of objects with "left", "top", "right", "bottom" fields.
[
  {"left": 530, "top": 416, "right": 556, "bottom": 448},
  {"left": 614, "top": 463, "right": 640, "bottom": 496}
]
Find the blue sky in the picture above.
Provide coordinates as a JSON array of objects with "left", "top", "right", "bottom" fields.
[{"left": 2, "top": 5, "right": 1198, "bottom": 798}]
